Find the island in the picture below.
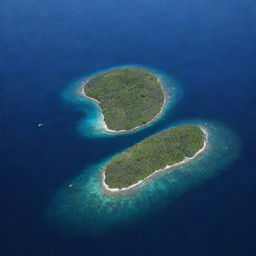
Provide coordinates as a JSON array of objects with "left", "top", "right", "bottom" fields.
[
  {"left": 83, "top": 67, "right": 166, "bottom": 132},
  {"left": 102, "top": 125, "right": 207, "bottom": 191}
]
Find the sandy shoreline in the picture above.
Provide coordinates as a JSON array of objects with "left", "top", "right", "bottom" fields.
[
  {"left": 78, "top": 76, "right": 168, "bottom": 134},
  {"left": 101, "top": 126, "right": 208, "bottom": 193}
]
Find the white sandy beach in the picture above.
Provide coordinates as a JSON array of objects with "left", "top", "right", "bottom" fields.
[
  {"left": 78, "top": 76, "right": 168, "bottom": 134},
  {"left": 101, "top": 126, "right": 208, "bottom": 193}
]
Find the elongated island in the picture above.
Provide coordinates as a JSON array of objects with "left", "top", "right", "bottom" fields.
[
  {"left": 103, "top": 125, "right": 207, "bottom": 191},
  {"left": 83, "top": 67, "right": 166, "bottom": 132}
]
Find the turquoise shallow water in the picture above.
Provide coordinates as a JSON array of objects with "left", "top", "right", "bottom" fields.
[{"left": 48, "top": 69, "right": 240, "bottom": 235}]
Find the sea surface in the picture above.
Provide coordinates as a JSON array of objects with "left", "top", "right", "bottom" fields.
[{"left": 1, "top": 0, "right": 256, "bottom": 255}]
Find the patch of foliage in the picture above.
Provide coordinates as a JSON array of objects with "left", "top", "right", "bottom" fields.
[
  {"left": 105, "top": 126, "right": 205, "bottom": 188},
  {"left": 84, "top": 67, "right": 164, "bottom": 130}
]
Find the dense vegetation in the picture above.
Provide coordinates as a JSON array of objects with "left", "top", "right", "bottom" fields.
[
  {"left": 105, "top": 126, "right": 205, "bottom": 189},
  {"left": 84, "top": 67, "right": 164, "bottom": 130}
]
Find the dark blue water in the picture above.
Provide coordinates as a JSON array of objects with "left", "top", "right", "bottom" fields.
[{"left": 1, "top": 0, "right": 256, "bottom": 255}]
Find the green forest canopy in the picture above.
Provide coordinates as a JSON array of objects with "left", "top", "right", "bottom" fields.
[
  {"left": 84, "top": 67, "right": 165, "bottom": 130},
  {"left": 105, "top": 126, "right": 205, "bottom": 189}
]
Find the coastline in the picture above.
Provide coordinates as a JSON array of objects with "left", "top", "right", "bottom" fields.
[
  {"left": 78, "top": 75, "right": 168, "bottom": 134},
  {"left": 101, "top": 126, "right": 208, "bottom": 193}
]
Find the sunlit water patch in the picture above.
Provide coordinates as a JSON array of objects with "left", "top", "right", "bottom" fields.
[
  {"left": 48, "top": 121, "right": 240, "bottom": 235},
  {"left": 61, "top": 65, "right": 181, "bottom": 138}
]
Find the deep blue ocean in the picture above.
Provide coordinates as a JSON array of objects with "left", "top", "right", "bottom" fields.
[{"left": 1, "top": 0, "right": 256, "bottom": 255}]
